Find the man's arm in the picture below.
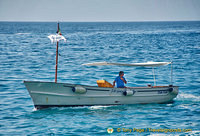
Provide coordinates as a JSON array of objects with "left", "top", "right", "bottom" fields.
[
  {"left": 121, "top": 77, "right": 127, "bottom": 84},
  {"left": 113, "top": 81, "right": 116, "bottom": 87}
]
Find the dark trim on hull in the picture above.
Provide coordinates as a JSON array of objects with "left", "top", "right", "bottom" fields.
[
  {"left": 35, "top": 100, "right": 175, "bottom": 109},
  {"left": 35, "top": 104, "right": 119, "bottom": 109}
]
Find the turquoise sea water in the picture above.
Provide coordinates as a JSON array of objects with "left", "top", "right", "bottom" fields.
[{"left": 0, "top": 22, "right": 200, "bottom": 135}]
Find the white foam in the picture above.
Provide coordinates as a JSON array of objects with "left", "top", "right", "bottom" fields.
[
  {"left": 89, "top": 105, "right": 111, "bottom": 109},
  {"left": 32, "top": 107, "right": 38, "bottom": 111},
  {"left": 177, "top": 93, "right": 200, "bottom": 102},
  {"left": 15, "top": 33, "right": 31, "bottom": 35}
]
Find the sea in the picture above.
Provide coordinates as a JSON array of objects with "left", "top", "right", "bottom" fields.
[{"left": 0, "top": 21, "right": 200, "bottom": 136}]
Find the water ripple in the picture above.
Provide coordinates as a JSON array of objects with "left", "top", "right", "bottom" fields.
[{"left": 0, "top": 21, "right": 200, "bottom": 135}]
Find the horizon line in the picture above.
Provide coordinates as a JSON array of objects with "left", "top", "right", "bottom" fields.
[{"left": 0, "top": 20, "right": 200, "bottom": 23}]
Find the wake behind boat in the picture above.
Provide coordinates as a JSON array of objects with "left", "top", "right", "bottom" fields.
[{"left": 24, "top": 23, "right": 179, "bottom": 109}]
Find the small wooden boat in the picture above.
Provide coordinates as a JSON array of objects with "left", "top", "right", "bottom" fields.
[{"left": 24, "top": 23, "right": 179, "bottom": 109}]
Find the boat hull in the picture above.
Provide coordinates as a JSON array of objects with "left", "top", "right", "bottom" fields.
[{"left": 24, "top": 81, "right": 179, "bottom": 109}]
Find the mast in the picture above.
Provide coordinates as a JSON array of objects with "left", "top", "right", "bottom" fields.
[
  {"left": 55, "top": 40, "right": 59, "bottom": 83},
  {"left": 48, "top": 22, "right": 66, "bottom": 83},
  {"left": 55, "top": 23, "right": 60, "bottom": 83}
]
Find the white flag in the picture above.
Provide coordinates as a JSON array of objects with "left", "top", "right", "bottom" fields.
[{"left": 48, "top": 34, "right": 67, "bottom": 43}]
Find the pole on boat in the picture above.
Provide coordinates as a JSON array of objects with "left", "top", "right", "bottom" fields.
[
  {"left": 48, "top": 22, "right": 66, "bottom": 83},
  {"left": 55, "top": 22, "right": 60, "bottom": 83},
  {"left": 55, "top": 40, "right": 59, "bottom": 83},
  {"left": 152, "top": 67, "right": 156, "bottom": 86},
  {"left": 170, "top": 61, "right": 173, "bottom": 85}
]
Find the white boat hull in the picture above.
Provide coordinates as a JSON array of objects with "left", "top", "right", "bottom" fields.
[{"left": 24, "top": 81, "right": 179, "bottom": 109}]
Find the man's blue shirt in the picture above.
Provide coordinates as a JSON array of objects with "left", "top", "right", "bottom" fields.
[{"left": 115, "top": 76, "right": 126, "bottom": 88}]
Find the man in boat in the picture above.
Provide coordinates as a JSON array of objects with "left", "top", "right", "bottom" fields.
[{"left": 113, "top": 71, "right": 127, "bottom": 88}]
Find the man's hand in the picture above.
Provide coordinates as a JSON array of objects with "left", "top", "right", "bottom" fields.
[
  {"left": 113, "top": 81, "right": 116, "bottom": 87},
  {"left": 121, "top": 77, "right": 127, "bottom": 84}
]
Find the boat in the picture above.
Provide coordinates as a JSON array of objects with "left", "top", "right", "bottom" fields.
[{"left": 24, "top": 23, "right": 179, "bottom": 109}]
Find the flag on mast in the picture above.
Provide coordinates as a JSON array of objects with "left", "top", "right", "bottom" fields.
[
  {"left": 56, "top": 23, "right": 62, "bottom": 35},
  {"left": 48, "top": 23, "right": 66, "bottom": 43}
]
